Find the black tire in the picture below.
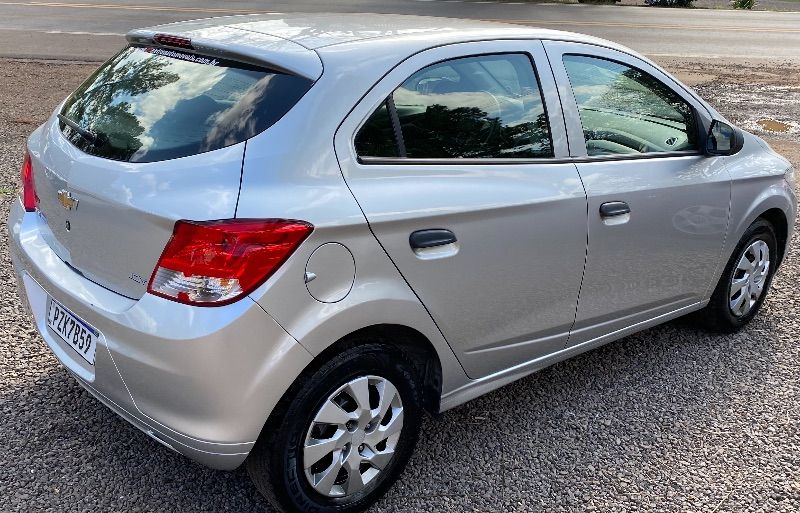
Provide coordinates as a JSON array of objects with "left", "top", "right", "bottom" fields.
[
  {"left": 699, "top": 218, "right": 778, "bottom": 333},
  {"left": 247, "top": 343, "right": 423, "bottom": 513}
]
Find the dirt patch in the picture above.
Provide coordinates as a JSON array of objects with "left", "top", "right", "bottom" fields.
[
  {"left": 671, "top": 71, "right": 718, "bottom": 87},
  {"left": 758, "top": 119, "right": 793, "bottom": 133},
  {"left": 656, "top": 57, "right": 800, "bottom": 155}
]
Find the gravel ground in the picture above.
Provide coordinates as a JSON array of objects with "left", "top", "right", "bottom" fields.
[{"left": 1, "top": 58, "right": 799, "bottom": 512}]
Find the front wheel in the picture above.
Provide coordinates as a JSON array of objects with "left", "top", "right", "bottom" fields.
[
  {"left": 247, "top": 343, "right": 423, "bottom": 513},
  {"left": 698, "top": 219, "right": 778, "bottom": 333}
]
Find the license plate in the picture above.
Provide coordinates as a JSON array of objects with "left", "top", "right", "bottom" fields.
[{"left": 46, "top": 298, "right": 98, "bottom": 365}]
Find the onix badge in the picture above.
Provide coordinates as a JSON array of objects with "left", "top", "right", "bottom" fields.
[{"left": 57, "top": 189, "right": 78, "bottom": 211}]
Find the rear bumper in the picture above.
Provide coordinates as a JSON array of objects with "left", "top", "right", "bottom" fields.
[{"left": 8, "top": 200, "right": 313, "bottom": 470}]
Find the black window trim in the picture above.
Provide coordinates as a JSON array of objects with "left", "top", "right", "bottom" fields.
[
  {"left": 358, "top": 150, "right": 701, "bottom": 166},
  {"left": 355, "top": 51, "right": 556, "bottom": 164},
  {"left": 560, "top": 52, "right": 706, "bottom": 161},
  {"left": 385, "top": 95, "right": 407, "bottom": 158}
]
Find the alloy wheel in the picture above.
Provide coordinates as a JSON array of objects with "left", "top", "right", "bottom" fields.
[{"left": 303, "top": 375, "right": 404, "bottom": 497}]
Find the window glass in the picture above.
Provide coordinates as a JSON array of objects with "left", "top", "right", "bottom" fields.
[
  {"left": 59, "top": 46, "right": 313, "bottom": 163},
  {"left": 354, "top": 101, "right": 398, "bottom": 157},
  {"left": 479, "top": 59, "right": 522, "bottom": 96},
  {"left": 355, "top": 53, "right": 553, "bottom": 159},
  {"left": 562, "top": 55, "right": 697, "bottom": 156}
]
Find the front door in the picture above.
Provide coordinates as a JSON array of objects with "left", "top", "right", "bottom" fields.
[
  {"left": 544, "top": 42, "right": 731, "bottom": 346},
  {"left": 335, "top": 41, "right": 588, "bottom": 378}
]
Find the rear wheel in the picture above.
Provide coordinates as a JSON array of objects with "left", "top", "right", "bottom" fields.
[
  {"left": 698, "top": 219, "right": 777, "bottom": 332},
  {"left": 247, "top": 344, "right": 422, "bottom": 513}
]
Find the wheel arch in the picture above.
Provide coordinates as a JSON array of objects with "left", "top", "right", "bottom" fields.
[
  {"left": 308, "top": 324, "right": 444, "bottom": 415},
  {"left": 249, "top": 322, "right": 446, "bottom": 464},
  {"left": 728, "top": 180, "right": 794, "bottom": 268},
  {"left": 758, "top": 207, "right": 789, "bottom": 267},
  {"left": 705, "top": 179, "right": 794, "bottom": 302}
]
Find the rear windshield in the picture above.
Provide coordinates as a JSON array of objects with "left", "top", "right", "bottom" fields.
[{"left": 58, "top": 46, "right": 313, "bottom": 163}]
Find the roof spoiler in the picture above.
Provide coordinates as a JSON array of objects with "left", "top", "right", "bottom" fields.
[{"left": 126, "top": 28, "right": 323, "bottom": 80}]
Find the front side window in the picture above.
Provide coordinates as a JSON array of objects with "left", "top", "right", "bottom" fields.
[
  {"left": 59, "top": 46, "right": 313, "bottom": 163},
  {"left": 355, "top": 53, "right": 553, "bottom": 160},
  {"left": 562, "top": 55, "right": 697, "bottom": 157}
]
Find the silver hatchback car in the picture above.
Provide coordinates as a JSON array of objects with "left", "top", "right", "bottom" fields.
[{"left": 8, "top": 13, "right": 795, "bottom": 513}]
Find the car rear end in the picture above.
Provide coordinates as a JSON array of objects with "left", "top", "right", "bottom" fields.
[{"left": 7, "top": 29, "right": 323, "bottom": 469}]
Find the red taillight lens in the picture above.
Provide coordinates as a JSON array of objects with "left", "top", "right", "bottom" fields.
[
  {"left": 20, "top": 151, "right": 37, "bottom": 212},
  {"left": 148, "top": 219, "right": 313, "bottom": 306}
]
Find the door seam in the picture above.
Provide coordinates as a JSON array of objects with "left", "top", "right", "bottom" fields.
[
  {"left": 330, "top": 142, "right": 470, "bottom": 377},
  {"left": 565, "top": 162, "right": 589, "bottom": 348},
  {"left": 233, "top": 140, "right": 247, "bottom": 218}
]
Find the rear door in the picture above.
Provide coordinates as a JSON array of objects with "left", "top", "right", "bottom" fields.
[
  {"left": 33, "top": 44, "right": 313, "bottom": 298},
  {"left": 335, "top": 40, "right": 588, "bottom": 379},
  {"left": 543, "top": 41, "right": 730, "bottom": 346}
]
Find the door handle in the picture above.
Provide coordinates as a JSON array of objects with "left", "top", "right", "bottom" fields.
[
  {"left": 599, "top": 201, "right": 631, "bottom": 218},
  {"left": 409, "top": 229, "right": 457, "bottom": 249}
]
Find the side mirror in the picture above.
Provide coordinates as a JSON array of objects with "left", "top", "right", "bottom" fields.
[{"left": 706, "top": 120, "right": 742, "bottom": 156}]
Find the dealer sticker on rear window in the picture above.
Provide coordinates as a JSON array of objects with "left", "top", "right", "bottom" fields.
[{"left": 142, "top": 47, "right": 220, "bottom": 66}]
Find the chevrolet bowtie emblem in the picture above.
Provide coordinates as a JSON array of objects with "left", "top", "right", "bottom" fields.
[{"left": 57, "top": 189, "right": 78, "bottom": 211}]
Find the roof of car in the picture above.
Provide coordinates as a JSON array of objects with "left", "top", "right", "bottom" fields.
[
  {"left": 141, "top": 13, "right": 605, "bottom": 50},
  {"left": 128, "top": 13, "right": 631, "bottom": 79}
]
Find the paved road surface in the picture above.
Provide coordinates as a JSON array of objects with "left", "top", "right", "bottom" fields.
[{"left": 0, "top": 0, "right": 799, "bottom": 62}]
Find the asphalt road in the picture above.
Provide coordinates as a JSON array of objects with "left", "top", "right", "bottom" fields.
[{"left": 0, "top": 0, "right": 800, "bottom": 62}]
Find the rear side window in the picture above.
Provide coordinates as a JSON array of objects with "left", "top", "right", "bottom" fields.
[
  {"left": 353, "top": 101, "right": 398, "bottom": 158},
  {"left": 59, "top": 46, "right": 313, "bottom": 163},
  {"left": 562, "top": 54, "right": 697, "bottom": 156},
  {"left": 356, "top": 53, "right": 553, "bottom": 160}
]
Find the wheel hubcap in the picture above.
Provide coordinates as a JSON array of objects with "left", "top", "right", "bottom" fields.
[
  {"left": 303, "top": 375, "right": 404, "bottom": 498},
  {"left": 729, "top": 240, "right": 770, "bottom": 317}
]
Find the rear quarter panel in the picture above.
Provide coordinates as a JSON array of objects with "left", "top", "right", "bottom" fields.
[{"left": 234, "top": 53, "right": 470, "bottom": 396}]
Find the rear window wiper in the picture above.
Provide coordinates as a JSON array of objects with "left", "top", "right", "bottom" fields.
[{"left": 58, "top": 113, "right": 98, "bottom": 144}]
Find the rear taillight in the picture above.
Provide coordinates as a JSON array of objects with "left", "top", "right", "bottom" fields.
[
  {"left": 20, "top": 151, "right": 37, "bottom": 212},
  {"left": 148, "top": 219, "right": 313, "bottom": 306}
]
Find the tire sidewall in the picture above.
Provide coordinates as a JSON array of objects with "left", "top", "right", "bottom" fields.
[
  {"left": 716, "top": 220, "right": 778, "bottom": 329},
  {"left": 265, "top": 345, "right": 422, "bottom": 513}
]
